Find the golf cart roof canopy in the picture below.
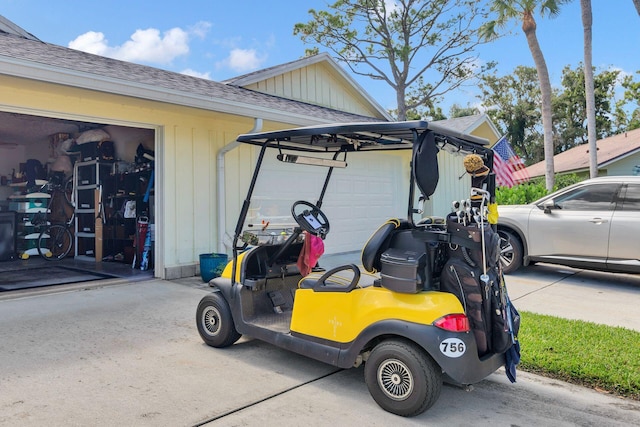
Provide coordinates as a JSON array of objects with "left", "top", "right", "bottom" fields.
[{"left": 236, "top": 120, "right": 491, "bottom": 155}]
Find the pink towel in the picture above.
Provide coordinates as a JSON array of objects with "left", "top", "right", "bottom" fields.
[{"left": 297, "top": 231, "right": 325, "bottom": 276}]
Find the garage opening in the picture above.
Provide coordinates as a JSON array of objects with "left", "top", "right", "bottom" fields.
[{"left": 0, "top": 111, "right": 156, "bottom": 291}]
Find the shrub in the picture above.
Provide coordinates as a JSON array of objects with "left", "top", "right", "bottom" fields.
[{"left": 496, "top": 173, "right": 583, "bottom": 205}]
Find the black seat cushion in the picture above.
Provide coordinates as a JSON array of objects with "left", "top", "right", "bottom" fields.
[{"left": 361, "top": 219, "right": 401, "bottom": 273}]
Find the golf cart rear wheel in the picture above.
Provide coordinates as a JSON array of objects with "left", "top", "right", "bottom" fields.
[
  {"left": 364, "top": 340, "right": 442, "bottom": 417},
  {"left": 196, "top": 293, "right": 241, "bottom": 348}
]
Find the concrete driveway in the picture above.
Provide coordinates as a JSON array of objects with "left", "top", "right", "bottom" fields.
[
  {"left": 0, "top": 267, "right": 639, "bottom": 426},
  {"left": 505, "top": 263, "right": 640, "bottom": 331}
]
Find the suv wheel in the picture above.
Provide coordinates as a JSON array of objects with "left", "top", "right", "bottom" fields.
[
  {"left": 498, "top": 230, "right": 523, "bottom": 274},
  {"left": 364, "top": 340, "right": 441, "bottom": 417}
]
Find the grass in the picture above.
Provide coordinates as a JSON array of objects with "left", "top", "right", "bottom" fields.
[{"left": 518, "top": 311, "right": 640, "bottom": 400}]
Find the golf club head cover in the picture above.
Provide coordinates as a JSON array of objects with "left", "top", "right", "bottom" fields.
[{"left": 464, "top": 154, "right": 490, "bottom": 208}]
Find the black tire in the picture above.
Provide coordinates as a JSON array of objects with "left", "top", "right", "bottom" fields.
[
  {"left": 196, "top": 293, "right": 241, "bottom": 348},
  {"left": 498, "top": 229, "right": 523, "bottom": 274},
  {"left": 38, "top": 224, "right": 72, "bottom": 260},
  {"left": 364, "top": 340, "right": 442, "bottom": 417},
  {"left": 63, "top": 175, "right": 75, "bottom": 208}
]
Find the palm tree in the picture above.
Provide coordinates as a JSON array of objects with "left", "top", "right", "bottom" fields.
[
  {"left": 481, "top": 0, "right": 571, "bottom": 191},
  {"left": 581, "top": 0, "right": 597, "bottom": 178}
]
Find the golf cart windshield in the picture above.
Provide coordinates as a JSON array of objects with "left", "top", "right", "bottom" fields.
[{"left": 233, "top": 121, "right": 494, "bottom": 256}]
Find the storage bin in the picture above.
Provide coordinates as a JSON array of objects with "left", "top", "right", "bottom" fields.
[
  {"left": 380, "top": 248, "right": 425, "bottom": 294},
  {"left": 76, "top": 189, "right": 95, "bottom": 210},
  {"left": 199, "top": 253, "right": 228, "bottom": 282},
  {"left": 77, "top": 212, "right": 95, "bottom": 233},
  {"left": 9, "top": 194, "right": 50, "bottom": 213}
]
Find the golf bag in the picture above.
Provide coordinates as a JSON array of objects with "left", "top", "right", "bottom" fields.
[{"left": 440, "top": 214, "right": 514, "bottom": 356}]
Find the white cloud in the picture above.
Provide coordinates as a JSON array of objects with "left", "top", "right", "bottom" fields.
[
  {"left": 383, "top": 0, "right": 400, "bottom": 14},
  {"left": 219, "top": 48, "right": 266, "bottom": 72},
  {"left": 68, "top": 31, "right": 110, "bottom": 56},
  {"left": 68, "top": 22, "right": 211, "bottom": 66},
  {"left": 608, "top": 66, "right": 632, "bottom": 84},
  {"left": 181, "top": 68, "right": 211, "bottom": 80},
  {"left": 189, "top": 21, "right": 212, "bottom": 40}
]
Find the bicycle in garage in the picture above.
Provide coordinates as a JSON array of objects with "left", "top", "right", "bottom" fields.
[{"left": 34, "top": 173, "right": 75, "bottom": 260}]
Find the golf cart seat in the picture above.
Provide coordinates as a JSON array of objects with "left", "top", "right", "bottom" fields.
[
  {"left": 362, "top": 217, "right": 438, "bottom": 294},
  {"left": 361, "top": 218, "right": 404, "bottom": 274}
]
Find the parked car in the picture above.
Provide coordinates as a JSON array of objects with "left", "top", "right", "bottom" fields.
[{"left": 498, "top": 176, "right": 640, "bottom": 274}]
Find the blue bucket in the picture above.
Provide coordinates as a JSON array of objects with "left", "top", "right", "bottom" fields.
[{"left": 199, "top": 253, "right": 228, "bottom": 282}]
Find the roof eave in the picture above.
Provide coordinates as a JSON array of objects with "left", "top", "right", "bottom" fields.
[{"left": 0, "top": 56, "right": 336, "bottom": 126}]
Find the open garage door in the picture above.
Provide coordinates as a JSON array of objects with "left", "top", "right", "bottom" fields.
[{"left": 0, "top": 111, "right": 156, "bottom": 289}]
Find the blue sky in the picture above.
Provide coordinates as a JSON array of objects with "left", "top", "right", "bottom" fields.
[{"left": 1, "top": 0, "right": 639, "bottom": 114}]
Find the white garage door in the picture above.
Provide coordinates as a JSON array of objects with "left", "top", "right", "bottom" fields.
[{"left": 255, "top": 151, "right": 408, "bottom": 255}]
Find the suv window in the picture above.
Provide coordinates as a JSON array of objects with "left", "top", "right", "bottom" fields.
[
  {"left": 620, "top": 184, "right": 640, "bottom": 211},
  {"left": 553, "top": 183, "right": 620, "bottom": 211}
]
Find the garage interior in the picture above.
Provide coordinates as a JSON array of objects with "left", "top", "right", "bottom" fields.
[{"left": 0, "top": 110, "right": 156, "bottom": 290}]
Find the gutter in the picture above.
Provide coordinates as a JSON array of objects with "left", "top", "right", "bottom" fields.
[{"left": 217, "top": 118, "right": 263, "bottom": 253}]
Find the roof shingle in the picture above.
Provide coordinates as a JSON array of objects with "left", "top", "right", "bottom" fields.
[{"left": 526, "top": 128, "right": 640, "bottom": 177}]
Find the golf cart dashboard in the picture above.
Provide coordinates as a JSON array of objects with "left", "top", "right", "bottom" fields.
[{"left": 240, "top": 228, "right": 299, "bottom": 246}]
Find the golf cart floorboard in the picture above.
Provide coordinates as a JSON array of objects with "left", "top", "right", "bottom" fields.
[{"left": 246, "top": 312, "right": 292, "bottom": 334}]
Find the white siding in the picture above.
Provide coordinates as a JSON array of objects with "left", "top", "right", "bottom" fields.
[
  {"left": 604, "top": 152, "right": 640, "bottom": 176},
  {"left": 246, "top": 63, "right": 381, "bottom": 118},
  {"left": 424, "top": 152, "right": 473, "bottom": 218}
]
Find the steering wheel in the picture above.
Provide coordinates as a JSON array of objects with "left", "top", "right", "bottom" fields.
[{"left": 291, "top": 200, "right": 330, "bottom": 239}]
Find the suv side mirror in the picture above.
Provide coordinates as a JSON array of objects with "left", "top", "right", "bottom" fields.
[{"left": 540, "top": 199, "right": 557, "bottom": 213}]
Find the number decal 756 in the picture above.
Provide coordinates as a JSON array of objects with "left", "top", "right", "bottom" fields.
[{"left": 440, "top": 338, "right": 466, "bottom": 358}]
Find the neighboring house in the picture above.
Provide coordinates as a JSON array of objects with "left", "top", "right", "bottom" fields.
[
  {"left": 525, "top": 128, "right": 640, "bottom": 179},
  {"left": 0, "top": 15, "right": 499, "bottom": 279}
]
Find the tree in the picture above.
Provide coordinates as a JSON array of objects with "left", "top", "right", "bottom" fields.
[
  {"left": 633, "top": 0, "right": 640, "bottom": 16},
  {"left": 480, "top": 0, "right": 571, "bottom": 191},
  {"left": 621, "top": 71, "right": 640, "bottom": 130},
  {"left": 478, "top": 66, "right": 543, "bottom": 164},
  {"left": 294, "top": 0, "right": 494, "bottom": 121},
  {"left": 449, "top": 104, "right": 480, "bottom": 118},
  {"left": 553, "top": 65, "right": 619, "bottom": 152},
  {"left": 581, "top": 0, "right": 597, "bottom": 178}
]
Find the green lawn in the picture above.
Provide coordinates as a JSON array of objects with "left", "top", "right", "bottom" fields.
[{"left": 518, "top": 311, "right": 640, "bottom": 400}]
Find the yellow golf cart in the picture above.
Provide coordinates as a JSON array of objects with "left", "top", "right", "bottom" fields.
[{"left": 196, "top": 121, "right": 519, "bottom": 417}]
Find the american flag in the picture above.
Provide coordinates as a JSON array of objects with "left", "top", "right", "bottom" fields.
[{"left": 492, "top": 136, "right": 530, "bottom": 187}]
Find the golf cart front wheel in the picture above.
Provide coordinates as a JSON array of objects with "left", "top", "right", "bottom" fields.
[
  {"left": 364, "top": 340, "right": 442, "bottom": 417},
  {"left": 196, "top": 293, "right": 241, "bottom": 348}
]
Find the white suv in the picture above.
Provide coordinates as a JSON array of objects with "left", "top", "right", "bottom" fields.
[{"left": 497, "top": 176, "right": 640, "bottom": 274}]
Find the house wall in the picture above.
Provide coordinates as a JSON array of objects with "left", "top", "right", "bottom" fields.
[
  {"left": 243, "top": 62, "right": 382, "bottom": 118},
  {"left": 0, "top": 74, "right": 295, "bottom": 279},
  {"left": 424, "top": 151, "right": 470, "bottom": 217},
  {"left": 0, "top": 71, "right": 502, "bottom": 277},
  {"left": 471, "top": 121, "right": 499, "bottom": 144},
  {"left": 603, "top": 152, "right": 640, "bottom": 176}
]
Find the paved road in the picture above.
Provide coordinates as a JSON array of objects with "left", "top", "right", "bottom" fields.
[{"left": 0, "top": 268, "right": 639, "bottom": 426}]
